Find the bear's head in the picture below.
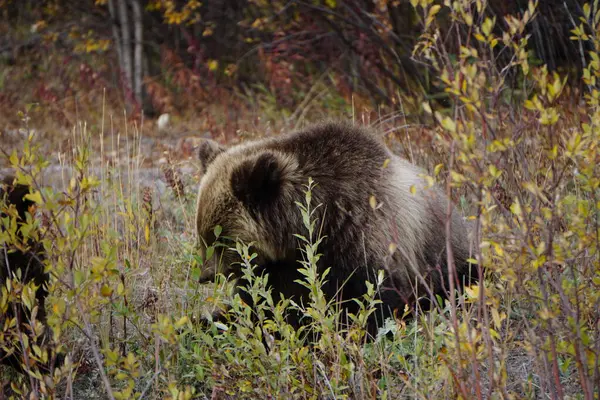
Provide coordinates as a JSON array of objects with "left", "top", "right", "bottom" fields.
[{"left": 195, "top": 140, "right": 302, "bottom": 283}]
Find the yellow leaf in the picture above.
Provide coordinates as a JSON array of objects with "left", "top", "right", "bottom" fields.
[
  {"left": 510, "top": 200, "right": 522, "bottom": 216},
  {"left": 464, "top": 13, "right": 473, "bottom": 27},
  {"left": 115, "top": 372, "right": 128, "bottom": 380},
  {"left": 548, "top": 145, "right": 558, "bottom": 160},
  {"left": 101, "top": 284, "right": 113, "bottom": 297},
  {"left": 474, "top": 33, "right": 486, "bottom": 42},
  {"left": 424, "top": 175, "right": 435, "bottom": 188},
  {"left": 175, "top": 316, "right": 189, "bottom": 329},
  {"left": 539, "top": 308, "right": 553, "bottom": 320},
  {"left": 9, "top": 151, "right": 19, "bottom": 167},
  {"left": 493, "top": 243, "right": 504, "bottom": 256},
  {"left": 441, "top": 117, "right": 456, "bottom": 133},
  {"left": 207, "top": 59, "right": 218, "bottom": 71},
  {"left": 491, "top": 308, "right": 506, "bottom": 329},
  {"left": 425, "top": 5, "right": 441, "bottom": 27},
  {"left": 482, "top": 17, "right": 495, "bottom": 36},
  {"left": 584, "top": 3, "right": 591, "bottom": 19},
  {"left": 524, "top": 99, "right": 536, "bottom": 111},
  {"left": 369, "top": 195, "right": 377, "bottom": 209},
  {"left": 21, "top": 286, "right": 35, "bottom": 311},
  {"left": 488, "top": 165, "right": 502, "bottom": 178},
  {"left": 489, "top": 328, "right": 501, "bottom": 340},
  {"left": 465, "top": 285, "right": 479, "bottom": 299},
  {"left": 429, "top": 5, "right": 441, "bottom": 18},
  {"left": 450, "top": 171, "right": 466, "bottom": 183},
  {"left": 144, "top": 224, "right": 150, "bottom": 244},
  {"left": 24, "top": 191, "right": 43, "bottom": 205}
]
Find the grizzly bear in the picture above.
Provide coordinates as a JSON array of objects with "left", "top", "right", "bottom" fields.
[
  {"left": 0, "top": 175, "right": 55, "bottom": 373},
  {"left": 195, "top": 122, "right": 476, "bottom": 335}
]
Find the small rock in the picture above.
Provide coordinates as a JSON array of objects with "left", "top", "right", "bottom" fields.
[{"left": 157, "top": 113, "right": 170, "bottom": 132}]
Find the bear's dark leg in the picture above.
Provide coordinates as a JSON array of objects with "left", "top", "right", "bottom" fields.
[{"left": 0, "top": 176, "right": 61, "bottom": 374}]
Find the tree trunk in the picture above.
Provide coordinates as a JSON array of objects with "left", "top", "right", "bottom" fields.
[
  {"left": 107, "top": 0, "right": 148, "bottom": 113},
  {"left": 107, "top": 0, "right": 123, "bottom": 74},
  {"left": 132, "top": 0, "right": 143, "bottom": 106},
  {"left": 116, "top": 0, "right": 133, "bottom": 101}
]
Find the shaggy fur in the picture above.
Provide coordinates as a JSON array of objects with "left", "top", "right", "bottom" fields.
[
  {"left": 195, "top": 122, "right": 476, "bottom": 334},
  {"left": 0, "top": 175, "right": 54, "bottom": 373}
]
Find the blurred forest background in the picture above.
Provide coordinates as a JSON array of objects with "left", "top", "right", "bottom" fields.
[{"left": 0, "top": 0, "right": 586, "bottom": 139}]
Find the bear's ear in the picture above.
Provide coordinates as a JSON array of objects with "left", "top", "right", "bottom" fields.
[
  {"left": 198, "top": 139, "right": 226, "bottom": 172},
  {"left": 231, "top": 152, "right": 292, "bottom": 211}
]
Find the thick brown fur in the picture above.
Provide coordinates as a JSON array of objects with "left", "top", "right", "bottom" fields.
[
  {"left": 0, "top": 175, "right": 56, "bottom": 373},
  {"left": 195, "top": 122, "right": 477, "bottom": 335}
]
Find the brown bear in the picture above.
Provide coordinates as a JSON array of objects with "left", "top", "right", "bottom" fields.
[
  {"left": 0, "top": 175, "right": 56, "bottom": 373},
  {"left": 194, "top": 122, "right": 476, "bottom": 335}
]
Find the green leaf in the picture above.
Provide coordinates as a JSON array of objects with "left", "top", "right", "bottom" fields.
[
  {"left": 191, "top": 267, "right": 201, "bottom": 281},
  {"left": 206, "top": 246, "right": 215, "bottom": 261},
  {"left": 213, "top": 225, "right": 222, "bottom": 239}
]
